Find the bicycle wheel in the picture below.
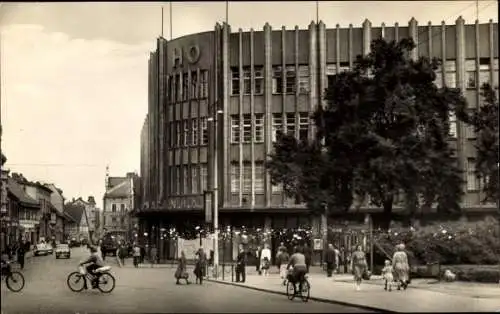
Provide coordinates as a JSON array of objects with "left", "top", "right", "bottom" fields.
[
  {"left": 67, "top": 272, "right": 85, "bottom": 292},
  {"left": 6, "top": 271, "right": 25, "bottom": 292},
  {"left": 97, "top": 273, "right": 115, "bottom": 293},
  {"left": 300, "top": 279, "right": 310, "bottom": 302},
  {"left": 286, "top": 281, "right": 296, "bottom": 300}
]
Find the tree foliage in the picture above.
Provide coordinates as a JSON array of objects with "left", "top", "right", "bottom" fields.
[
  {"left": 267, "top": 38, "right": 466, "bottom": 229},
  {"left": 455, "top": 84, "right": 499, "bottom": 205}
]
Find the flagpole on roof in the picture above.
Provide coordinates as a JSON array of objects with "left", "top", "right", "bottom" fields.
[
  {"left": 170, "top": 1, "right": 173, "bottom": 40},
  {"left": 225, "top": 0, "right": 229, "bottom": 25},
  {"left": 161, "top": 6, "right": 164, "bottom": 37}
]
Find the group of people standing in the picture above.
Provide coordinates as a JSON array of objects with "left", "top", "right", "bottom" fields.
[
  {"left": 1, "top": 239, "right": 29, "bottom": 270},
  {"left": 175, "top": 247, "right": 207, "bottom": 285}
]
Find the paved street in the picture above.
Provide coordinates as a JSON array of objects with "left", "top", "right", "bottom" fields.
[{"left": 1, "top": 248, "right": 375, "bottom": 313}]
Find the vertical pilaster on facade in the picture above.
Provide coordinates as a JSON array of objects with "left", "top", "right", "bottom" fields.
[
  {"left": 264, "top": 23, "right": 272, "bottom": 207},
  {"left": 308, "top": 21, "right": 318, "bottom": 142},
  {"left": 221, "top": 22, "right": 230, "bottom": 208},
  {"left": 381, "top": 22, "right": 386, "bottom": 39},
  {"left": 157, "top": 39, "right": 165, "bottom": 205},
  {"left": 475, "top": 20, "right": 481, "bottom": 109},
  {"left": 250, "top": 26, "right": 256, "bottom": 208},
  {"left": 394, "top": 22, "right": 399, "bottom": 41},
  {"left": 362, "top": 19, "right": 372, "bottom": 56},
  {"left": 348, "top": 24, "right": 353, "bottom": 68},
  {"left": 489, "top": 19, "right": 495, "bottom": 85},
  {"left": 440, "top": 21, "right": 446, "bottom": 87},
  {"left": 238, "top": 28, "right": 244, "bottom": 207},
  {"left": 455, "top": 16, "right": 468, "bottom": 199},
  {"left": 318, "top": 21, "right": 327, "bottom": 109},
  {"left": 409, "top": 17, "right": 418, "bottom": 60},
  {"left": 427, "top": 22, "right": 433, "bottom": 57},
  {"left": 335, "top": 24, "right": 340, "bottom": 71}
]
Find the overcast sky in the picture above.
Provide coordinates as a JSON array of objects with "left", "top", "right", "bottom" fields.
[{"left": 0, "top": 1, "right": 497, "bottom": 207}]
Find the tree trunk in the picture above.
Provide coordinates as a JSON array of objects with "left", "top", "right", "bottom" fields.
[{"left": 380, "top": 197, "right": 394, "bottom": 231}]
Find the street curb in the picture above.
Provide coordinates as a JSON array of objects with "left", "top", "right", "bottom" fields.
[{"left": 206, "top": 279, "right": 398, "bottom": 313}]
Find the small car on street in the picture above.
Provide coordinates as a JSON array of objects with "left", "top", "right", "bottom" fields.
[
  {"left": 33, "top": 242, "right": 53, "bottom": 256},
  {"left": 55, "top": 243, "right": 71, "bottom": 259}
]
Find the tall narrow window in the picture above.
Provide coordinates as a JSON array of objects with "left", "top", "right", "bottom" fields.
[
  {"left": 255, "top": 67, "right": 264, "bottom": 95},
  {"left": 175, "top": 121, "right": 181, "bottom": 147},
  {"left": 230, "top": 164, "right": 240, "bottom": 193},
  {"left": 176, "top": 75, "right": 182, "bottom": 102},
  {"left": 285, "top": 66, "right": 296, "bottom": 94},
  {"left": 298, "top": 66, "right": 310, "bottom": 94},
  {"left": 183, "top": 119, "right": 189, "bottom": 146},
  {"left": 172, "top": 74, "right": 178, "bottom": 103},
  {"left": 183, "top": 74, "right": 189, "bottom": 101},
  {"left": 231, "top": 115, "right": 240, "bottom": 143},
  {"left": 465, "top": 59, "right": 477, "bottom": 89},
  {"left": 200, "top": 70, "right": 209, "bottom": 98},
  {"left": 175, "top": 166, "right": 181, "bottom": 194},
  {"left": 191, "top": 118, "right": 198, "bottom": 146},
  {"left": 254, "top": 163, "right": 265, "bottom": 194},
  {"left": 169, "top": 122, "right": 174, "bottom": 148},
  {"left": 298, "top": 112, "right": 309, "bottom": 141},
  {"left": 326, "top": 64, "right": 336, "bottom": 90},
  {"left": 465, "top": 124, "right": 476, "bottom": 139},
  {"left": 200, "top": 117, "right": 208, "bottom": 145},
  {"left": 272, "top": 113, "right": 283, "bottom": 142},
  {"left": 286, "top": 113, "right": 296, "bottom": 136},
  {"left": 242, "top": 163, "right": 252, "bottom": 193},
  {"left": 467, "top": 159, "right": 479, "bottom": 191},
  {"left": 231, "top": 68, "right": 240, "bottom": 95},
  {"left": 448, "top": 112, "right": 457, "bottom": 138},
  {"left": 200, "top": 164, "right": 208, "bottom": 192},
  {"left": 272, "top": 67, "right": 283, "bottom": 94},
  {"left": 243, "top": 67, "right": 251, "bottom": 94},
  {"left": 191, "top": 166, "right": 199, "bottom": 194},
  {"left": 254, "top": 114, "right": 264, "bottom": 143},
  {"left": 444, "top": 61, "right": 457, "bottom": 88},
  {"left": 182, "top": 166, "right": 189, "bottom": 194},
  {"left": 272, "top": 182, "right": 283, "bottom": 193},
  {"left": 479, "top": 61, "right": 491, "bottom": 86},
  {"left": 191, "top": 71, "right": 198, "bottom": 98},
  {"left": 242, "top": 114, "right": 252, "bottom": 143}
]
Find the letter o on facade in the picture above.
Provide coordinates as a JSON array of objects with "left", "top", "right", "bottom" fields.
[{"left": 187, "top": 45, "right": 201, "bottom": 64}]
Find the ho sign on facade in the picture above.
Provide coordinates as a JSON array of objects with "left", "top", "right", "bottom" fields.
[{"left": 172, "top": 45, "right": 201, "bottom": 68}]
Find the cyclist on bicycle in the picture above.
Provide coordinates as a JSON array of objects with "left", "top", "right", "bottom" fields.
[
  {"left": 79, "top": 245, "right": 105, "bottom": 289},
  {"left": 287, "top": 246, "right": 307, "bottom": 290}
]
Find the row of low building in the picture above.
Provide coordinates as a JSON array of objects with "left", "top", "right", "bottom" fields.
[{"left": 0, "top": 153, "right": 101, "bottom": 252}]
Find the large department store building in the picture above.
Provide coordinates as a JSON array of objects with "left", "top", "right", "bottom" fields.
[{"left": 137, "top": 18, "right": 498, "bottom": 259}]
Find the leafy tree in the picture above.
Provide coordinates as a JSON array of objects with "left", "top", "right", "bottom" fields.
[
  {"left": 455, "top": 84, "right": 499, "bottom": 207},
  {"left": 267, "top": 38, "right": 466, "bottom": 230}
]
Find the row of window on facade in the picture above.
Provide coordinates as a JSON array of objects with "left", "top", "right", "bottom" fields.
[
  {"left": 110, "top": 203, "right": 127, "bottom": 213},
  {"left": 168, "top": 70, "right": 209, "bottom": 103},
  {"left": 168, "top": 162, "right": 280, "bottom": 196},
  {"left": 103, "top": 216, "right": 126, "bottom": 225},
  {"left": 167, "top": 158, "right": 481, "bottom": 197},
  {"left": 168, "top": 112, "right": 311, "bottom": 148}
]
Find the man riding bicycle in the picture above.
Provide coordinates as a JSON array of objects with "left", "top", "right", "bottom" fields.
[
  {"left": 287, "top": 246, "right": 308, "bottom": 290},
  {"left": 79, "top": 245, "right": 105, "bottom": 289}
]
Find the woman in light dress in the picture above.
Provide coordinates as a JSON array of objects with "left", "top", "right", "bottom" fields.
[
  {"left": 260, "top": 244, "right": 271, "bottom": 276},
  {"left": 350, "top": 245, "right": 368, "bottom": 291},
  {"left": 392, "top": 243, "right": 410, "bottom": 290}
]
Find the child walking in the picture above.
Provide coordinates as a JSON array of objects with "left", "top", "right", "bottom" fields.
[{"left": 382, "top": 260, "right": 395, "bottom": 291}]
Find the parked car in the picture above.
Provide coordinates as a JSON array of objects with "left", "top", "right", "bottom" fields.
[
  {"left": 33, "top": 243, "right": 53, "bottom": 256},
  {"left": 55, "top": 244, "right": 71, "bottom": 259},
  {"left": 69, "top": 238, "right": 80, "bottom": 248},
  {"left": 101, "top": 236, "right": 119, "bottom": 256}
]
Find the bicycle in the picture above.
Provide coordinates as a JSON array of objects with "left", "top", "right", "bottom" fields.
[
  {"left": 67, "top": 265, "right": 115, "bottom": 293},
  {"left": 1, "top": 260, "right": 25, "bottom": 292},
  {"left": 286, "top": 272, "right": 310, "bottom": 302}
]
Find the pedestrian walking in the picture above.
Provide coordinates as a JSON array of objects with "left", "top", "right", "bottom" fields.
[
  {"left": 132, "top": 243, "right": 141, "bottom": 268},
  {"left": 16, "top": 239, "right": 26, "bottom": 270},
  {"left": 324, "top": 243, "right": 337, "bottom": 278},
  {"left": 116, "top": 245, "right": 123, "bottom": 267},
  {"left": 100, "top": 242, "right": 106, "bottom": 261},
  {"left": 277, "top": 247, "right": 290, "bottom": 285},
  {"left": 140, "top": 244, "right": 146, "bottom": 263},
  {"left": 392, "top": 243, "right": 410, "bottom": 290},
  {"left": 255, "top": 246, "right": 262, "bottom": 275},
  {"left": 260, "top": 244, "right": 271, "bottom": 276},
  {"left": 351, "top": 245, "right": 368, "bottom": 291},
  {"left": 150, "top": 245, "right": 158, "bottom": 266},
  {"left": 382, "top": 259, "right": 395, "bottom": 291},
  {"left": 194, "top": 247, "right": 206, "bottom": 284},
  {"left": 235, "top": 246, "right": 247, "bottom": 283},
  {"left": 175, "top": 251, "right": 190, "bottom": 285}
]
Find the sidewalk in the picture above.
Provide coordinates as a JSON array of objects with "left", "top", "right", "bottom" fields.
[{"left": 206, "top": 271, "right": 500, "bottom": 312}]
